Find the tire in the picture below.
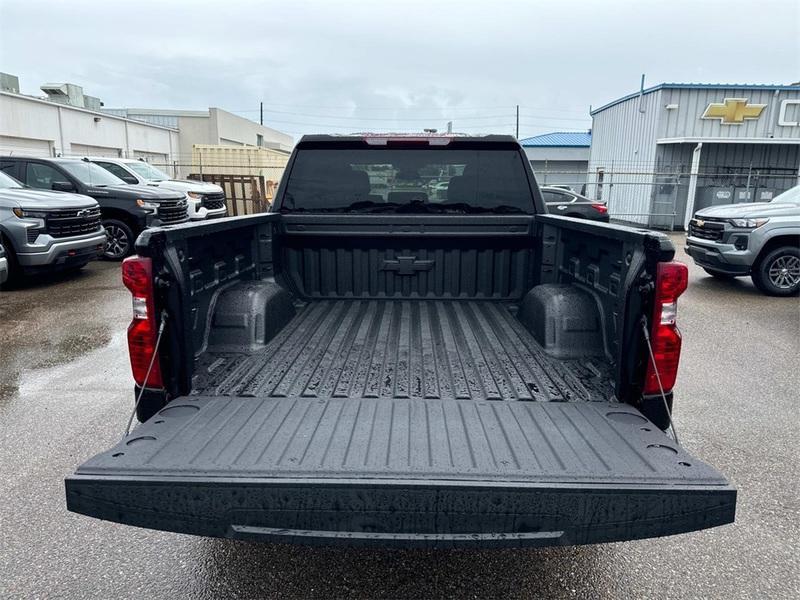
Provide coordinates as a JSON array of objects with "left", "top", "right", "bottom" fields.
[
  {"left": 751, "top": 246, "right": 800, "bottom": 296},
  {"left": 703, "top": 268, "right": 737, "bottom": 280},
  {"left": 102, "top": 219, "right": 135, "bottom": 260},
  {"left": 0, "top": 236, "right": 23, "bottom": 289}
]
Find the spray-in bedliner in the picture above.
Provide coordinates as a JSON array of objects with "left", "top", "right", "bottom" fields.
[{"left": 191, "top": 300, "right": 615, "bottom": 402}]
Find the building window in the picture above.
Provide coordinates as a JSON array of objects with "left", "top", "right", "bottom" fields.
[{"left": 257, "top": 134, "right": 264, "bottom": 147}]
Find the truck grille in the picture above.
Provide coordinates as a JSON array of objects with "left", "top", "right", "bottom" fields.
[
  {"left": 158, "top": 200, "right": 189, "bottom": 224},
  {"left": 45, "top": 207, "right": 103, "bottom": 238},
  {"left": 689, "top": 218, "right": 725, "bottom": 241},
  {"left": 202, "top": 192, "right": 226, "bottom": 210}
]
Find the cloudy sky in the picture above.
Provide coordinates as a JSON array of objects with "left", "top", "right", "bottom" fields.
[{"left": 1, "top": 0, "right": 798, "bottom": 141}]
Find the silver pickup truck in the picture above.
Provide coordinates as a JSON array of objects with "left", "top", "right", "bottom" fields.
[
  {"left": 0, "top": 169, "right": 105, "bottom": 286},
  {"left": 685, "top": 184, "right": 800, "bottom": 296}
]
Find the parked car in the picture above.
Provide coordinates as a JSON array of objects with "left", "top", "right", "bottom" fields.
[
  {"left": 87, "top": 157, "right": 227, "bottom": 220},
  {"left": 67, "top": 134, "right": 735, "bottom": 549},
  {"left": 685, "top": 184, "right": 800, "bottom": 296},
  {"left": 0, "top": 169, "right": 105, "bottom": 286},
  {"left": 541, "top": 186, "right": 609, "bottom": 222},
  {"left": 0, "top": 157, "right": 189, "bottom": 260},
  {"left": 0, "top": 241, "right": 8, "bottom": 286}
]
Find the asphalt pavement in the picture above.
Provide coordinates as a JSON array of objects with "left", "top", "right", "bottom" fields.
[{"left": 1, "top": 236, "right": 798, "bottom": 599}]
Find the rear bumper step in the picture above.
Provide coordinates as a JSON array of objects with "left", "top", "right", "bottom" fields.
[{"left": 65, "top": 476, "right": 735, "bottom": 548}]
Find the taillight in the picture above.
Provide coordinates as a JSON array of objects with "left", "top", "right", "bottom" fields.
[
  {"left": 591, "top": 203, "right": 608, "bottom": 214},
  {"left": 122, "top": 256, "right": 163, "bottom": 389},
  {"left": 643, "top": 261, "right": 688, "bottom": 395}
]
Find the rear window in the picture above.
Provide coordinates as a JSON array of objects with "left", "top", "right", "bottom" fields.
[{"left": 280, "top": 148, "right": 534, "bottom": 214}]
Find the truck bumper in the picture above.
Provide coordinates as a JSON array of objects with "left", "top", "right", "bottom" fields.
[
  {"left": 189, "top": 205, "right": 228, "bottom": 220},
  {"left": 16, "top": 232, "right": 106, "bottom": 269},
  {"left": 684, "top": 237, "right": 753, "bottom": 275},
  {"left": 66, "top": 397, "right": 736, "bottom": 548}
]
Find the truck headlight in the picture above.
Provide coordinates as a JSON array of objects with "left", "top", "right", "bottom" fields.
[
  {"left": 136, "top": 199, "right": 159, "bottom": 211},
  {"left": 729, "top": 218, "right": 768, "bottom": 228},
  {"left": 12, "top": 208, "right": 48, "bottom": 219},
  {"left": 186, "top": 192, "right": 203, "bottom": 200}
]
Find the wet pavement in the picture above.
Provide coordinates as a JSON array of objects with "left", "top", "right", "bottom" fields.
[{"left": 1, "top": 238, "right": 799, "bottom": 599}]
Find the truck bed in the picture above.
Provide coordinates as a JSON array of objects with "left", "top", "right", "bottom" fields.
[
  {"left": 192, "top": 299, "right": 615, "bottom": 402},
  {"left": 66, "top": 212, "right": 736, "bottom": 548}
]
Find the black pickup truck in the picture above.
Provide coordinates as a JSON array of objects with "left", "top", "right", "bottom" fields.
[{"left": 66, "top": 135, "right": 735, "bottom": 548}]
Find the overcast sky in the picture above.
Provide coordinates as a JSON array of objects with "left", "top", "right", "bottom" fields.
[{"left": 1, "top": 0, "right": 798, "bottom": 141}]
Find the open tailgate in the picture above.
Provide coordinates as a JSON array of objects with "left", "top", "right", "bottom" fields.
[{"left": 66, "top": 397, "right": 735, "bottom": 548}]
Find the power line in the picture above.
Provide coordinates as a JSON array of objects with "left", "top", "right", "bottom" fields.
[
  {"left": 234, "top": 108, "right": 591, "bottom": 124},
  {"left": 233, "top": 102, "right": 533, "bottom": 112},
  {"left": 232, "top": 105, "right": 589, "bottom": 118},
  {"left": 233, "top": 109, "right": 517, "bottom": 122},
  {"left": 240, "top": 114, "right": 590, "bottom": 130}
]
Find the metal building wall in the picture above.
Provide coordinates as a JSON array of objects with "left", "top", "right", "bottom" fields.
[
  {"left": 530, "top": 160, "right": 589, "bottom": 189},
  {"left": 658, "top": 87, "right": 800, "bottom": 140},
  {"left": 586, "top": 89, "right": 663, "bottom": 224}
]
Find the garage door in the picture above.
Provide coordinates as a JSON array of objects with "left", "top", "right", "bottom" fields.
[
  {"left": 0, "top": 135, "right": 52, "bottom": 157},
  {"left": 69, "top": 144, "right": 121, "bottom": 158}
]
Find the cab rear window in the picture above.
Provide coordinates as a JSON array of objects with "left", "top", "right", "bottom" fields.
[{"left": 281, "top": 148, "right": 534, "bottom": 214}]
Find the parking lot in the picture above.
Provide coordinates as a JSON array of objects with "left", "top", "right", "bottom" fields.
[{"left": 0, "top": 233, "right": 798, "bottom": 600}]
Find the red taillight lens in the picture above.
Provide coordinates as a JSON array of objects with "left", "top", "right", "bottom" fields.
[
  {"left": 643, "top": 261, "right": 688, "bottom": 395},
  {"left": 122, "top": 256, "right": 163, "bottom": 388},
  {"left": 591, "top": 203, "right": 608, "bottom": 214}
]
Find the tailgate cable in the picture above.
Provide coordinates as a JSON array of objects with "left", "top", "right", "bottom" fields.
[
  {"left": 124, "top": 310, "right": 168, "bottom": 437},
  {"left": 640, "top": 317, "right": 680, "bottom": 444}
]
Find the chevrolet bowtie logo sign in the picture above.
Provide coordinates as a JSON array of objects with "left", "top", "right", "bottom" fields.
[{"left": 702, "top": 98, "right": 766, "bottom": 125}]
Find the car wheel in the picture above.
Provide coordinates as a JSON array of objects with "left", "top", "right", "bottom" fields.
[
  {"left": 703, "top": 268, "right": 737, "bottom": 280},
  {"left": 751, "top": 246, "right": 800, "bottom": 296},
  {"left": 103, "top": 219, "right": 134, "bottom": 260},
  {"left": 0, "top": 237, "right": 23, "bottom": 289}
]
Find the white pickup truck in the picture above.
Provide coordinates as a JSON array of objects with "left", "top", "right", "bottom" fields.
[{"left": 87, "top": 157, "right": 227, "bottom": 221}]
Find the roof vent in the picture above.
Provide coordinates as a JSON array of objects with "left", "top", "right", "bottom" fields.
[{"left": 40, "top": 82, "right": 93, "bottom": 108}]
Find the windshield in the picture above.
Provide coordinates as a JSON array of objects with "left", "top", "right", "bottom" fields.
[
  {"left": 59, "top": 161, "right": 126, "bottom": 187},
  {"left": 281, "top": 147, "right": 534, "bottom": 214},
  {"left": 771, "top": 185, "right": 800, "bottom": 204},
  {"left": 127, "top": 161, "right": 170, "bottom": 181},
  {"left": 0, "top": 170, "right": 23, "bottom": 189}
]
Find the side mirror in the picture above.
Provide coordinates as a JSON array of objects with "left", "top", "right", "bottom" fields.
[
  {"left": 122, "top": 176, "right": 138, "bottom": 185},
  {"left": 51, "top": 181, "right": 76, "bottom": 192}
]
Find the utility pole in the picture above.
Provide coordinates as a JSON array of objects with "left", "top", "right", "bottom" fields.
[
  {"left": 260, "top": 102, "right": 263, "bottom": 125},
  {"left": 515, "top": 105, "right": 519, "bottom": 138},
  {"left": 447, "top": 121, "right": 452, "bottom": 134}
]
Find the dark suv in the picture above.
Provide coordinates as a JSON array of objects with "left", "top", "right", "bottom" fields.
[{"left": 0, "top": 157, "right": 189, "bottom": 259}]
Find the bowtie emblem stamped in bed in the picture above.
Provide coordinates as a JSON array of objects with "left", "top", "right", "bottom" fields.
[{"left": 380, "top": 255, "right": 435, "bottom": 275}]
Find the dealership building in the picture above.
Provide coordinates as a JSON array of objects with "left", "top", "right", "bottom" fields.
[
  {"left": 519, "top": 131, "right": 591, "bottom": 191},
  {"left": 0, "top": 73, "right": 292, "bottom": 178},
  {"left": 586, "top": 83, "right": 800, "bottom": 228}
]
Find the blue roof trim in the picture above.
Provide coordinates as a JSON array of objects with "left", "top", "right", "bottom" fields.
[
  {"left": 519, "top": 131, "right": 591, "bottom": 147},
  {"left": 590, "top": 82, "right": 800, "bottom": 116}
]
